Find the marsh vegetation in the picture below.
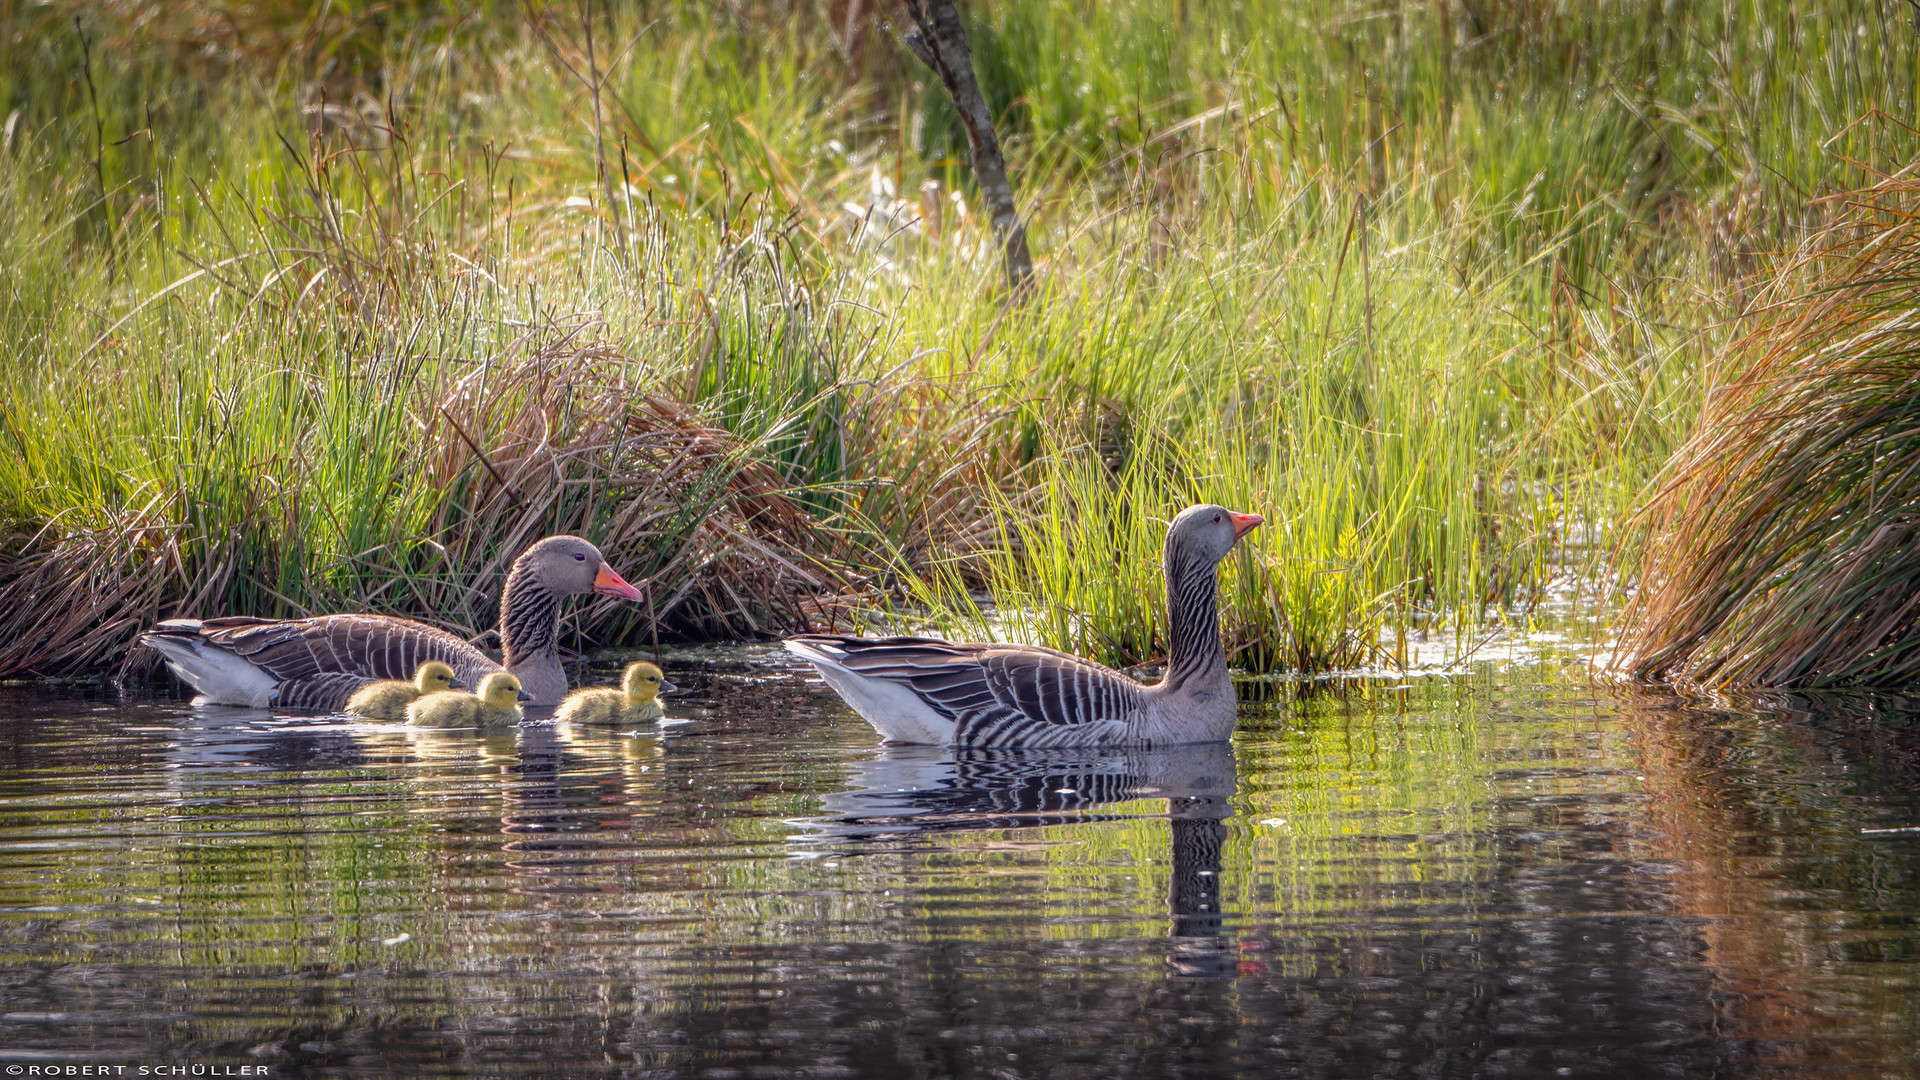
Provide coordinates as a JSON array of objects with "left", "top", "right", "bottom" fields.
[{"left": 2, "top": 1, "right": 1915, "bottom": 681}]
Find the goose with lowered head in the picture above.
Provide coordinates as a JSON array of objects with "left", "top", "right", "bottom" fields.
[
  {"left": 139, "top": 536, "right": 644, "bottom": 710},
  {"left": 786, "top": 504, "right": 1262, "bottom": 748}
]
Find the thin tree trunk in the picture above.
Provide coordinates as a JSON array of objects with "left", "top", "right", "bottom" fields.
[{"left": 901, "top": 0, "right": 1033, "bottom": 296}]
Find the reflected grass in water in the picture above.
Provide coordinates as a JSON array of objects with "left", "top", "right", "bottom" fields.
[{"left": 0, "top": 661, "right": 1916, "bottom": 1076}]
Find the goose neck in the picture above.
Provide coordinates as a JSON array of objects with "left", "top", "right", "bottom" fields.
[
  {"left": 500, "top": 565, "right": 560, "bottom": 669},
  {"left": 1161, "top": 546, "right": 1227, "bottom": 692}
]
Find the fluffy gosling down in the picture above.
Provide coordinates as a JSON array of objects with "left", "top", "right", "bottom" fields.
[
  {"left": 406, "top": 672, "right": 530, "bottom": 729},
  {"left": 555, "top": 662, "right": 676, "bottom": 726},
  {"left": 344, "top": 661, "right": 459, "bottom": 721}
]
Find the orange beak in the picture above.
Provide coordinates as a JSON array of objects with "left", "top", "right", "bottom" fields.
[
  {"left": 593, "top": 562, "right": 645, "bottom": 601},
  {"left": 1228, "top": 511, "right": 1264, "bottom": 541}
]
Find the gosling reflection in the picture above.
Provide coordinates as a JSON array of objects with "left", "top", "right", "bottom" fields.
[
  {"left": 802, "top": 741, "right": 1238, "bottom": 977},
  {"left": 503, "top": 724, "right": 671, "bottom": 894}
]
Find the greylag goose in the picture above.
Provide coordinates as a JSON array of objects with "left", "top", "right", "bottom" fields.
[
  {"left": 786, "top": 504, "right": 1262, "bottom": 747},
  {"left": 139, "top": 536, "right": 644, "bottom": 710}
]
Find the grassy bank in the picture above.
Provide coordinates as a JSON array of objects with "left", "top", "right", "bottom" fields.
[{"left": 1, "top": 1, "right": 1914, "bottom": 678}]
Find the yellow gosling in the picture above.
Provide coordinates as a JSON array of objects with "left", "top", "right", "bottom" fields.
[
  {"left": 555, "top": 661, "right": 675, "bottom": 726},
  {"left": 345, "top": 661, "right": 459, "bottom": 721},
  {"left": 406, "top": 672, "right": 528, "bottom": 730}
]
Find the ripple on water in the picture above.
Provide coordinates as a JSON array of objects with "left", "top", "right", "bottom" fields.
[{"left": 0, "top": 662, "right": 1917, "bottom": 1078}]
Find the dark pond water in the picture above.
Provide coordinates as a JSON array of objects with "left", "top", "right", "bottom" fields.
[{"left": 2, "top": 649, "right": 1918, "bottom": 1078}]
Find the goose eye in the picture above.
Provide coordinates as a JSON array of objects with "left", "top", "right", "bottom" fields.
[
  {"left": 1212, "top": 513, "right": 1221, "bottom": 522},
  {"left": 574, "top": 552, "right": 586, "bottom": 561}
]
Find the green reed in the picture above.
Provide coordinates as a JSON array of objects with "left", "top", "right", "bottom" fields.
[{"left": 0, "top": 1, "right": 1912, "bottom": 675}]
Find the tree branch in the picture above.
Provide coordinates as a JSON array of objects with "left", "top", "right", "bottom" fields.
[{"left": 901, "top": 0, "right": 1033, "bottom": 297}]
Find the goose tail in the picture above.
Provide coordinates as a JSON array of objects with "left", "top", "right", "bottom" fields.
[
  {"left": 784, "top": 637, "right": 956, "bottom": 745},
  {"left": 138, "top": 622, "right": 279, "bottom": 707}
]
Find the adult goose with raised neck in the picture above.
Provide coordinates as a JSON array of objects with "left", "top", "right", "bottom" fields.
[
  {"left": 786, "top": 504, "right": 1263, "bottom": 747},
  {"left": 139, "top": 536, "right": 644, "bottom": 710}
]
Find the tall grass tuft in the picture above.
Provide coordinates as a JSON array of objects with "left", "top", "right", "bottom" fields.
[
  {"left": 906, "top": 175, "right": 1549, "bottom": 672},
  {"left": 1617, "top": 166, "right": 1920, "bottom": 687},
  {"left": 0, "top": 103, "right": 865, "bottom": 675},
  {"left": 0, "top": 1, "right": 1914, "bottom": 679}
]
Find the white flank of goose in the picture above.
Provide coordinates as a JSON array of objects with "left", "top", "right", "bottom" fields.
[
  {"left": 138, "top": 536, "right": 645, "bottom": 710},
  {"left": 786, "top": 503, "right": 1263, "bottom": 748}
]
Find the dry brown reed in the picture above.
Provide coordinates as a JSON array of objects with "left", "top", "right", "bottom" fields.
[{"left": 1616, "top": 165, "right": 1920, "bottom": 687}]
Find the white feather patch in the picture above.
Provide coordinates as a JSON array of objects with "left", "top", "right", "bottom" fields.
[
  {"left": 142, "top": 636, "right": 280, "bottom": 708},
  {"left": 785, "top": 640, "right": 955, "bottom": 745}
]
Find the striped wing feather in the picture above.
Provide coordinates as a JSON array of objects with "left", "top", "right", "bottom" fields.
[
  {"left": 970, "top": 649, "right": 1146, "bottom": 743},
  {"left": 193, "top": 615, "right": 500, "bottom": 710},
  {"left": 796, "top": 635, "right": 1146, "bottom": 744},
  {"left": 278, "top": 672, "right": 386, "bottom": 712}
]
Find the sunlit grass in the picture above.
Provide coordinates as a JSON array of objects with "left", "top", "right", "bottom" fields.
[
  {"left": 0, "top": 1, "right": 1913, "bottom": 676},
  {"left": 900, "top": 175, "right": 1700, "bottom": 671}
]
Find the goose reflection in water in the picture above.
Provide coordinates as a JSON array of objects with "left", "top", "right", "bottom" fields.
[{"left": 797, "top": 740, "right": 1240, "bottom": 977}]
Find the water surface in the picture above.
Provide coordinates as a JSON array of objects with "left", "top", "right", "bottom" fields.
[{"left": 2, "top": 652, "right": 1917, "bottom": 1077}]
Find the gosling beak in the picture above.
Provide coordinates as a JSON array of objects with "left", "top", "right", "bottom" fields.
[
  {"left": 1229, "top": 510, "right": 1264, "bottom": 540},
  {"left": 517, "top": 689, "right": 534, "bottom": 703},
  {"left": 593, "top": 562, "right": 645, "bottom": 601},
  {"left": 448, "top": 678, "right": 466, "bottom": 690},
  {"left": 658, "top": 679, "right": 678, "bottom": 694}
]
